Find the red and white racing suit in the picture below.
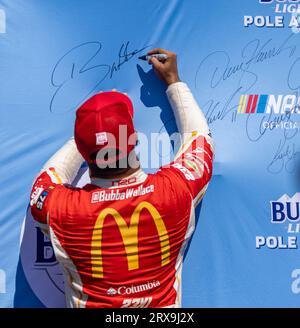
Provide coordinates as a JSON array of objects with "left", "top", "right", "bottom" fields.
[{"left": 30, "top": 82, "right": 214, "bottom": 308}]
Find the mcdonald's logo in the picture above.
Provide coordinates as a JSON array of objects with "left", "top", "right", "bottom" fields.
[{"left": 91, "top": 201, "right": 170, "bottom": 279}]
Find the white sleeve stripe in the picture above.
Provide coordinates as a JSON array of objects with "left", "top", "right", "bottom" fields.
[
  {"left": 42, "top": 137, "right": 84, "bottom": 184},
  {"left": 166, "top": 82, "right": 211, "bottom": 137}
]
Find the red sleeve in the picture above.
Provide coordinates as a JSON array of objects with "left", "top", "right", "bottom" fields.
[
  {"left": 162, "top": 134, "right": 214, "bottom": 203},
  {"left": 30, "top": 168, "right": 62, "bottom": 224}
]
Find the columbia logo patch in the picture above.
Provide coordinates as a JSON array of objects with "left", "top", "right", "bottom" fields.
[
  {"left": 107, "top": 287, "right": 117, "bottom": 296},
  {"left": 96, "top": 132, "right": 108, "bottom": 145}
]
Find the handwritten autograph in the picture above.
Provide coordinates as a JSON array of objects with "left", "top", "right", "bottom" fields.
[
  {"left": 267, "top": 139, "right": 300, "bottom": 174},
  {"left": 194, "top": 34, "right": 298, "bottom": 132},
  {"left": 287, "top": 56, "right": 300, "bottom": 93},
  {"left": 50, "top": 41, "right": 149, "bottom": 113},
  {"left": 194, "top": 33, "right": 300, "bottom": 175},
  {"left": 245, "top": 110, "right": 299, "bottom": 143},
  {"left": 203, "top": 87, "right": 242, "bottom": 125},
  {"left": 195, "top": 33, "right": 296, "bottom": 92}
]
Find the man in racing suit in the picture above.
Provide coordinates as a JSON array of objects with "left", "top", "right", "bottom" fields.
[{"left": 30, "top": 48, "right": 214, "bottom": 308}]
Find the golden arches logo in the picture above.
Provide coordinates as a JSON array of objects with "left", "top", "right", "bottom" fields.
[{"left": 91, "top": 201, "right": 170, "bottom": 279}]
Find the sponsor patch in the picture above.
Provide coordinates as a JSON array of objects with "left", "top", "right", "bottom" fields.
[
  {"left": 91, "top": 185, "right": 155, "bottom": 203},
  {"left": 36, "top": 191, "right": 49, "bottom": 211},
  {"left": 30, "top": 186, "right": 44, "bottom": 206},
  {"left": 107, "top": 288, "right": 117, "bottom": 296},
  {"left": 107, "top": 280, "right": 160, "bottom": 296},
  {"left": 171, "top": 163, "right": 195, "bottom": 181},
  {"left": 96, "top": 132, "right": 108, "bottom": 145}
]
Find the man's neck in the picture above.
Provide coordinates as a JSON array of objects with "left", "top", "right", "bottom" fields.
[
  {"left": 90, "top": 166, "right": 148, "bottom": 188},
  {"left": 90, "top": 166, "right": 140, "bottom": 180}
]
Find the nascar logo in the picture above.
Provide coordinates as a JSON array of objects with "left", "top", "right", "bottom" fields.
[{"left": 237, "top": 94, "right": 300, "bottom": 114}]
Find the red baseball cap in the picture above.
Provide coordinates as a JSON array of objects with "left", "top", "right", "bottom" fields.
[{"left": 74, "top": 91, "right": 136, "bottom": 166}]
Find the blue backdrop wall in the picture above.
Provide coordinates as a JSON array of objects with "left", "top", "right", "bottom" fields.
[{"left": 0, "top": 0, "right": 300, "bottom": 307}]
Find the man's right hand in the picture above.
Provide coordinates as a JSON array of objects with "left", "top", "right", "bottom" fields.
[{"left": 147, "top": 48, "right": 180, "bottom": 86}]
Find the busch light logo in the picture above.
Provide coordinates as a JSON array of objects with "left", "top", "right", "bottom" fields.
[
  {"left": 271, "top": 193, "right": 300, "bottom": 223},
  {"left": 245, "top": 0, "right": 300, "bottom": 28},
  {"left": 259, "top": 0, "right": 300, "bottom": 4},
  {"left": 256, "top": 193, "right": 300, "bottom": 250}
]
